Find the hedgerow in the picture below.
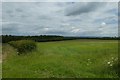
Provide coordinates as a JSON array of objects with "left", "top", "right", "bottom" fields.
[{"left": 8, "top": 40, "right": 36, "bottom": 54}]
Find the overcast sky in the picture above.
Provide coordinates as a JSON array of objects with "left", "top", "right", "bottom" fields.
[{"left": 2, "top": 2, "right": 118, "bottom": 37}]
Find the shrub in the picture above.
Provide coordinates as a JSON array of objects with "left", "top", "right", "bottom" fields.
[
  {"left": 114, "top": 60, "right": 120, "bottom": 75},
  {"left": 8, "top": 40, "right": 36, "bottom": 54},
  {"left": 109, "top": 57, "right": 119, "bottom": 77}
]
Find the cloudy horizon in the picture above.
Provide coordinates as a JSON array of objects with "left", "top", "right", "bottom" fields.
[{"left": 2, "top": 2, "right": 118, "bottom": 37}]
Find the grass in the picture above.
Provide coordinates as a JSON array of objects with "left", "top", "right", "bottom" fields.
[
  {"left": 2, "top": 39, "right": 119, "bottom": 78},
  {"left": 0, "top": 43, "right": 2, "bottom": 78}
]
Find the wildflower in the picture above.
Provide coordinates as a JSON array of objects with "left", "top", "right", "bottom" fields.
[
  {"left": 107, "top": 62, "right": 111, "bottom": 64},
  {"left": 111, "top": 57, "right": 114, "bottom": 59},
  {"left": 89, "top": 62, "right": 92, "bottom": 63},
  {"left": 110, "top": 64, "right": 113, "bottom": 66},
  {"left": 88, "top": 59, "right": 90, "bottom": 61},
  {"left": 87, "top": 63, "right": 89, "bottom": 65},
  {"left": 114, "top": 58, "right": 118, "bottom": 61},
  {"left": 35, "top": 71, "right": 37, "bottom": 73}
]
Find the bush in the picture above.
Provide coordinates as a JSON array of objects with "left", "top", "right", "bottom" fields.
[
  {"left": 8, "top": 40, "right": 36, "bottom": 54},
  {"left": 114, "top": 60, "right": 120, "bottom": 75},
  {"left": 109, "top": 57, "right": 119, "bottom": 77}
]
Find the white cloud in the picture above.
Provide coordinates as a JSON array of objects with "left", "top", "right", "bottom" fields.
[
  {"left": 101, "top": 22, "right": 106, "bottom": 26},
  {"left": 71, "top": 29, "right": 80, "bottom": 33}
]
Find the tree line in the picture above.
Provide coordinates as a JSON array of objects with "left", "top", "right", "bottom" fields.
[{"left": 1, "top": 35, "right": 119, "bottom": 43}]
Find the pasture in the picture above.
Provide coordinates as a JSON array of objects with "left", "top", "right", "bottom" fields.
[{"left": 2, "top": 39, "right": 118, "bottom": 78}]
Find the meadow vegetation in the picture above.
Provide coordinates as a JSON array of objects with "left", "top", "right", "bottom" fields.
[
  {"left": 0, "top": 44, "right": 2, "bottom": 78},
  {"left": 2, "top": 39, "right": 119, "bottom": 78},
  {"left": 8, "top": 40, "right": 36, "bottom": 54}
]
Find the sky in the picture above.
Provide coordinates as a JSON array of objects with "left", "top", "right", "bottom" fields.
[{"left": 1, "top": 2, "right": 118, "bottom": 37}]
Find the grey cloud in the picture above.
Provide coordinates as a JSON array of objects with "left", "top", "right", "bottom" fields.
[
  {"left": 66, "top": 2, "right": 106, "bottom": 16},
  {"left": 15, "top": 8, "right": 23, "bottom": 12},
  {"left": 37, "top": 15, "right": 52, "bottom": 20},
  {"left": 79, "top": 30, "right": 102, "bottom": 36},
  {"left": 2, "top": 23, "right": 19, "bottom": 35},
  {"left": 94, "top": 16, "right": 117, "bottom": 24},
  {"left": 6, "top": 10, "right": 13, "bottom": 14},
  {"left": 106, "top": 9, "right": 118, "bottom": 16},
  {"left": 44, "top": 30, "right": 68, "bottom": 35}
]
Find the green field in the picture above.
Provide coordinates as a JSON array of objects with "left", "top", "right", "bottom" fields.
[
  {"left": 0, "top": 44, "right": 2, "bottom": 78},
  {"left": 2, "top": 40, "right": 118, "bottom": 78}
]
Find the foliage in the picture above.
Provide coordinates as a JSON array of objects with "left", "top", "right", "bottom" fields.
[
  {"left": 111, "top": 57, "right": 120, "bottom": 77},
  {"left": 2, "top": 35, "right": 64, "bottom": 43},
  {"left": 8, "top": 40, "right": 36, "bottom": 54},
  {"left": 2, "top": 35, "right": 119, "bottom": 43}
]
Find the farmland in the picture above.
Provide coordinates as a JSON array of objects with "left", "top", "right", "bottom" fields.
[{"left": 2, "top": 39, "right": 118, "bottom": 78}]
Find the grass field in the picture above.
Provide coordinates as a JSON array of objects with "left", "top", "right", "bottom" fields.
[
  {"left": 0, "top": 44, "right": 2, "bottom": 78},
  {"left": 2, "top": 39, "right": 118, "bottom": 78}
]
